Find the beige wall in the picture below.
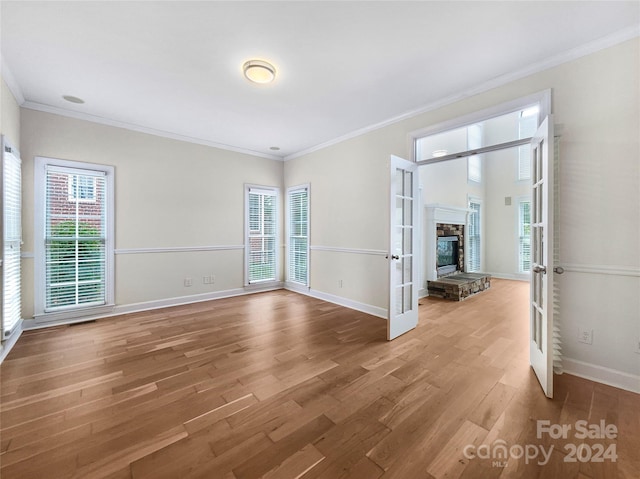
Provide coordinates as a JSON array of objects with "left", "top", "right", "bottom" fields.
[
  {"left": 285, "top": 38, "right": 640, "bottom": 378},
  {"left": 20, "top": 109, "right": 284, "bottom": 319}
]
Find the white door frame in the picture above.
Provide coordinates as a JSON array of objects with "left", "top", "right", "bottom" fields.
[{"left": 411, "top": 90, "right": 555, "bottom": 397}]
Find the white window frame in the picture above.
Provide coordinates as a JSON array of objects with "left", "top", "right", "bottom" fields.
[
  {"left": 467, "top": 196, "right": 481, "bottom": 273},
  {"left": 244, "top": 184, "right": 280, "bottom": 286},
  {"left": 517, "top": 196, "right": 532, "bottom": 274},
  {"left": 34, "top": 157, "right": 115, "bottom": 323},
  {"left": 286, "top": 184, "right": 310, "bottom": 289}
]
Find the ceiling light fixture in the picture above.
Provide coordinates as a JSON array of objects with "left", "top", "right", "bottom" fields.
[
  {"left": 63, "top": 95, "right": 85, "bottom": 104},
  {"left": 243, "top": 60, "right": 276, "bottom": 84},
  {"left": 432, "top": 149, "right": 448, "bottom": 158}
]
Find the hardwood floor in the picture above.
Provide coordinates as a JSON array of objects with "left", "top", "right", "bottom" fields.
[{"left": 1, "top": 279, "right": 638, "bottom": 478}]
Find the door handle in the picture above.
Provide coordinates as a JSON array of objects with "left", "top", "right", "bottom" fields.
[
  {"left": 533, "top": 265, "right": 547, "bottom": 274},
  {"left": 391, "top": 255, "right": 400, "bottom": 260},
  {"left": 553, "top": 266, "right": 564, "bottom": 274}
]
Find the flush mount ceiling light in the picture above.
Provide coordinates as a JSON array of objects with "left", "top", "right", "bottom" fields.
[
  {"left": 63, "top": 95, "right": 85, "bottom": 104},
  {"left": 243, "top": 60, "right": 276, "bottom": 84},
  {"left": 432, "top": 149, "right": 448, "bottom": 158}
]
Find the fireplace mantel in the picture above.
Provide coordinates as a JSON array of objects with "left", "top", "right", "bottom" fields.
[{"left": 425, "top": 204, "right": 470, "bottom": 282}]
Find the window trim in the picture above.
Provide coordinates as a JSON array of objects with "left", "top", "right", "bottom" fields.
[
  {"left": 34, "top": 157, "right": 115, "bottom": 322},
  {"left": 244, "top": 184, "right": 280, "bottom": 287},
  {"left": 286, "top": 184, "right": 310, "bottom": 288}
]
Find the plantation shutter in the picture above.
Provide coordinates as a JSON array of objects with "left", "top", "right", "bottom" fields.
[
  {"left": 45, "top": 165, "right": 107, "bottom": 310},
  {"left": 2, "top": 145, "right": 22, "bottom": 339},
  {"left": 519, "top": 199, "right": 532, "bottom": 272},
  {"left": 288, "top": 187, "right": 309, "bottom": 285},
  {"left": 247, "top": 187, "right": 277, "bottom": 283},
  {"left": 467, "top": 200, "right": 481, "bottom": 272}
]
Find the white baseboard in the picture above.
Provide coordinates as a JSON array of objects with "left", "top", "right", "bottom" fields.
[
  {"left": 284, "top": 281, "right": 311, "bottom": 294},
  {"left": 288, "top": 287, "right": 388, "bottom": 320},
  {"left": 23, "top": 282, "right": 284, "bottom": 331},
  {"left": 562, "top": 357, "right": 640, "bottom": 394},
  {"left": 487, "top": 272, "right": 530, "bottom": 282},
  {"left": 0, "top": 320, "right": 24, "bottom": 363}
]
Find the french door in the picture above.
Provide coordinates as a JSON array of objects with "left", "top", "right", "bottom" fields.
[
  {"left": 529, "top": 116, "right": 555, "bottom": 398},
  {"left": 388, "top": 155, "right": 419, "bottom": 340}
]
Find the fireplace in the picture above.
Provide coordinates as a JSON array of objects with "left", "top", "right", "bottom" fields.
[
  {"left": 437, "top": 236, "right": 459, "bottom": 275},
  {"left": 424, "top": 204, "right": 470, "bottom": 283}
]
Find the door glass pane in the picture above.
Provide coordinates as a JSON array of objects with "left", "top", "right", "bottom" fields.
[
  {"left": 536, "top": 140, "right": 544, "bottom": 182},
  {"left": 403, "top": 199, "right": 412, "bottom": 226},
  {"left": 396, "top": 197, "right": 403, "bottom": 225},
  {"left": 403, "top": 170, "right": 412, "bottom": 197},
  {"left": 396, "top": 286, "right": 404, "bottom": 315},
  {"left": 403, "top": 227, "right": 412, "bottom": 254},
  {"left": 403, "top": 285, "right": 412, "bottom": 313},
  {"left": 395, "top": 259, "right": 403, "bottom": 284},
  {"left": 403, "top": 256, "right": 412, "bottom": 283},
  {"left": 536, "top": 309, "right": 543, "bottom": 353},
  {"left": 396, "top": 169, "right": 404, "bottom": 196}
]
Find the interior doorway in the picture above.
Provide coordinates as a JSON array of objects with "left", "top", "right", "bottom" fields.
[{"left": 409, "top": 90, "right": 557, "bottom": 398}]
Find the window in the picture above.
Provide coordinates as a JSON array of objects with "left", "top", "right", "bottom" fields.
[
  {"left": 518, "top": 106, "right": 539, "bottom": 180},
  {"left": 2, "top": 141, "right": 22, "bottom": 339},
  {"left": 467, "top": 198, "right": 481, "bottom": 272},
  {"left": 467, "top": 123, "right": 482, "bottom": 183},
  {"left": 68, "top": 174, "right": 96, "bottom": 202},
  {"left": 35, "top": 158, "right": 114, "bottom": 318},
  {"left": 287, "top": 185, "right": 309, "bottom": 286},
  {"left": 246, "top": 186, "right": 278, "bottom": 284},
  {"left": 519, "top": 198, "right": 532, "bottom": 273}
]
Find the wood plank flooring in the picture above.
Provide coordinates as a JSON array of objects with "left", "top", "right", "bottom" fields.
[{"left": 1, "top": 279, "right": 638, "bottom": 478}]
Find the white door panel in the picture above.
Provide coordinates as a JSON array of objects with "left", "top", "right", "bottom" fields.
[
  {"left": 529, "top": 116, "right": 554, "bottom": 398},
  {"left": 388, "top": 155, "right": 419, "bottom": 340}
]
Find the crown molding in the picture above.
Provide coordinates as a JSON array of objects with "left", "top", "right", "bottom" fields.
[
  {"left": 6, "top": 24, "right": 639, "bottom": 163},
  {"left": 284, "top": 25, "right": 640, "bottom": 161},
  {"left": 0, "top": 57, "right": 25, "bottom": 105},
  {"left": 20, "top": 101, "right": 284, "bottom": 161}
]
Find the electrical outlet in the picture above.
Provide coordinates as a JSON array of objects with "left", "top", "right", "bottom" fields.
[
  {"left": 577, "top": 327, "right": 593, "bottom": 345},
  {"left": 210, "top": 275, "right": 215, "bottom": 284},
  {"left": 203, "top": 276, "right": 209, "bottom": 284},
  {"left": 338, "top": 279, "right": 343, "bottom": 288},
  {"left": 184, "top": 277, "right": 192, "bottom": 287}
]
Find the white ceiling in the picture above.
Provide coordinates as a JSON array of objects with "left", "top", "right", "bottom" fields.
[{"left": 2, "top": 1, "right": 639, "bottom": 160}]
